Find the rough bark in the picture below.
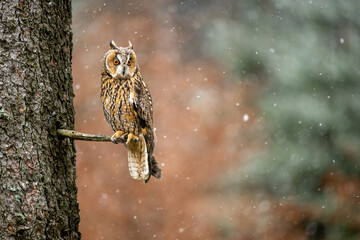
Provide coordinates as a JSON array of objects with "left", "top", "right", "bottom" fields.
[{"left": 0, "top": 0, "right": 80, "bottom": 239}]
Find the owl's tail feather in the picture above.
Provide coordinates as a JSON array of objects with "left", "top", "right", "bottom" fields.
[{"left": 127, "top": 134, "right": 149, "bottom": 180}]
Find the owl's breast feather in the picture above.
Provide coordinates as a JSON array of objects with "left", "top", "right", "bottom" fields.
[{"left": 129, "top": 92, "right": 134, "bottom": 104}]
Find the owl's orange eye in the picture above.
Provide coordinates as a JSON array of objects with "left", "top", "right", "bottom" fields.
[
  {"left": 114, "top": 59, "right": 120, "bottom": 65},
  {"left": 127, "top": 60, "right": 131, "bottom": 66}
]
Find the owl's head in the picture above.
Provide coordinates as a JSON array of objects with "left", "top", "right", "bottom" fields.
[{"left": 104, "top": 40, "right": 138, "bottom": 79}]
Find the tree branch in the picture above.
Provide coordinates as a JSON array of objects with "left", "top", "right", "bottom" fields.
[{"left": 57, "top": 129, "right": 126, "bottom": 143}]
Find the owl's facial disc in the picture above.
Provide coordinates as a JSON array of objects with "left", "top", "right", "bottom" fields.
[{"left": 106, "top": 49, "right": 136, "bottom": 79}]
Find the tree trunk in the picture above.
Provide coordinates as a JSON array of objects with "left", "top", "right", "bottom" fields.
[{"left": 0, "top": 0, "right": 80, "bottom": 239}]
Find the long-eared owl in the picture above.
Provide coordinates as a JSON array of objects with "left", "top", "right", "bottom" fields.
[{"left": 101, "top": 40, "right": 162, "bottom": 183}]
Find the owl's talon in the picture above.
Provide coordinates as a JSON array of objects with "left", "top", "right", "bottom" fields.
[
  {"left": 126, "top": 133, "right": 139, "bottom": 145},
  {"left": 110, "top": 136, "right": 119, "bottom": 144},
  {"left": 111, "top": 130, "right": 125, "bottom": 144},
  {"left": 119, "top": 133, "right": 128, "bottom": 141}
]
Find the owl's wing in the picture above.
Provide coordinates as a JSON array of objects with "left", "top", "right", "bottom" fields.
[{"left": 133, "top": 80, "right": 153, "bottom": 128}]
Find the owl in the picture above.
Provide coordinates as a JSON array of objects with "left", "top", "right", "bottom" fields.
[{"left": 100, "top": 40, "right": 162, "bottom": 183}]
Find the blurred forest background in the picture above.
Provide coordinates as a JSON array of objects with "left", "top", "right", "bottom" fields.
[{"left": 72, "top": 0, "right": 360, "bottom": 239}]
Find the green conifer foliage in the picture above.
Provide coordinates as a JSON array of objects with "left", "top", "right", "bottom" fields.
[{"left": 208, "top": 1, "right": 360, "bottom": 238}]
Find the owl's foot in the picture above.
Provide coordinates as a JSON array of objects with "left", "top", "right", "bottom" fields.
[
  {"left": 110, "top": 130, "right": 126, "bottom": 144},
  {"left": 126, "top": 133, "right": 139, "bottom": 145}
]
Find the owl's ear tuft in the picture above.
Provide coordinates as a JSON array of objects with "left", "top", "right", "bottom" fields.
[
  {"left": 110, "top": 40, "right": 117, "bottom": 49},
  {"left": 128, "top": 41, "right": 133, "bottom": 50}
]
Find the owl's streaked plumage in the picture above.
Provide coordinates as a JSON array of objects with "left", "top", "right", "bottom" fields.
[{"left": 101, "top": 40, "right": 162, "bottom": 183}]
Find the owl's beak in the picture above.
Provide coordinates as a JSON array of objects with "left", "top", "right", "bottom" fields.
[{"left": 116, "top": 64, "right": 130, "bottom": 78}]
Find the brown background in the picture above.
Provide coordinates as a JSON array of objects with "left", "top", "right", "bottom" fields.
[{"left": 71, "top": 1, "right": 355, "bottom": 239}]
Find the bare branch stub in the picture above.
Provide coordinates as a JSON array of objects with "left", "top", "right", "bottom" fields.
[{"left": 56, "top": 129, "right": 126, "bottom": 144}]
